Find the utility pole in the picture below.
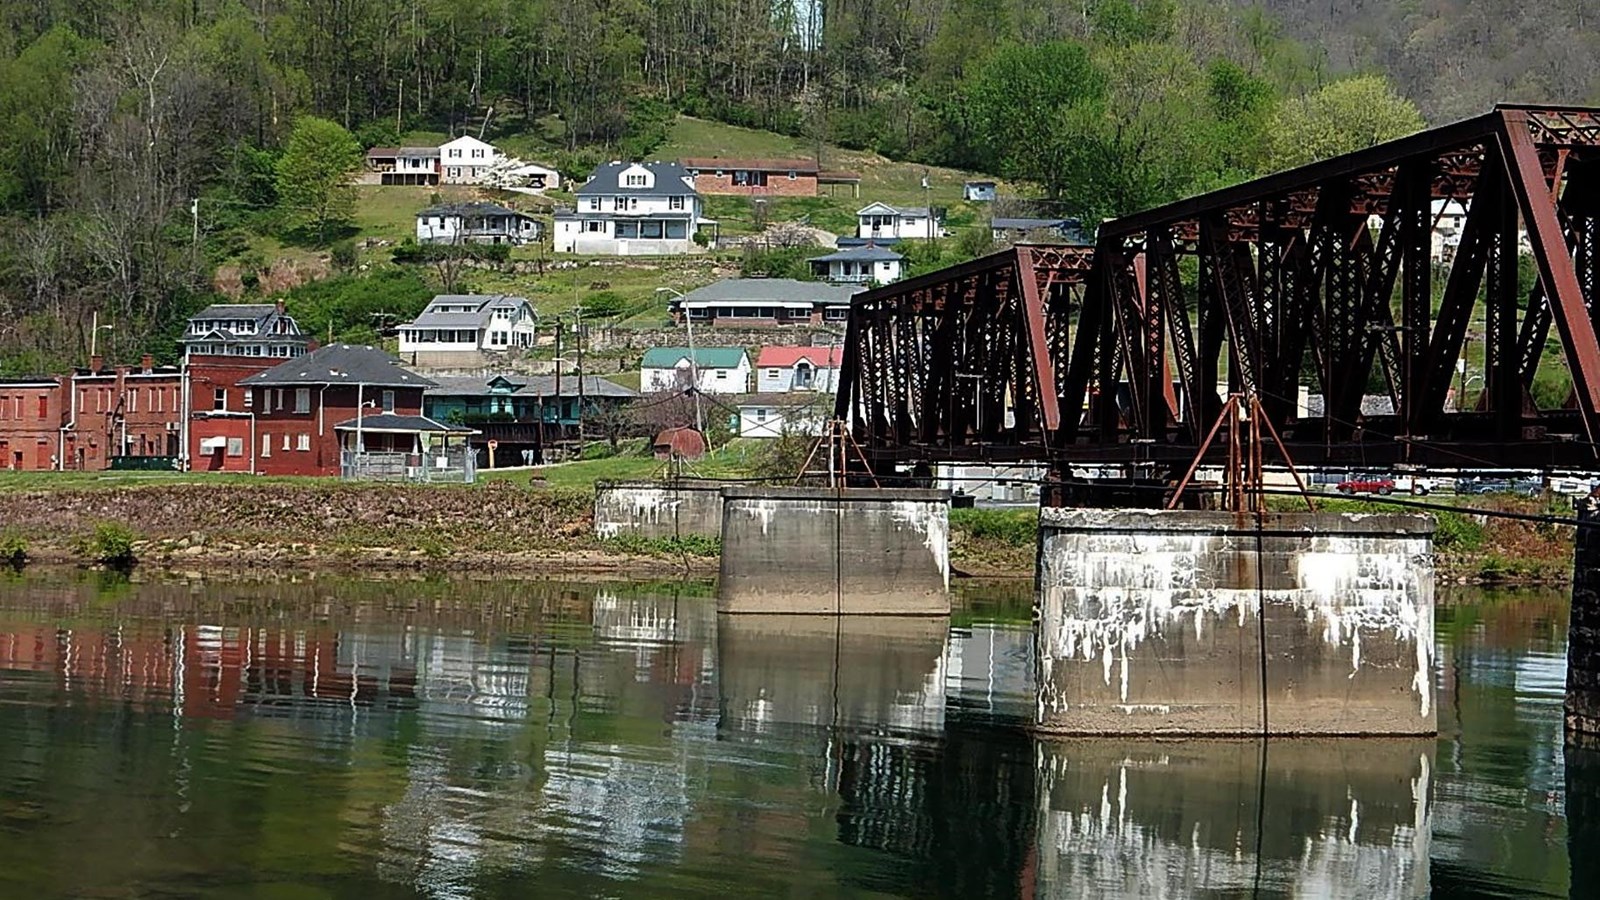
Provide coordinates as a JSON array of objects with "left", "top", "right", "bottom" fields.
[
  {"left": 553, "top": 316, "right": 563, "bottom": 445},
  {"left": 576, "top": 303, "right": 585, "bottom": 452}
]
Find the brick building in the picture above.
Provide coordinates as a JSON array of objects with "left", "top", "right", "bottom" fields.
[
  {"left": 680, "top": 158, "right": 821, "bottom": 196},
  {"left": 236, "top": 344, "right": 455, "bottom": 476},
  {"left": 0, "top": 377, "right": 66, "bottom": 471},
  {"left": 63, "top": 356, "right": 184, "bottom": 470}
]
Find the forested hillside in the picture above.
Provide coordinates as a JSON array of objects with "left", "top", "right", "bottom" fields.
[
  {"left": 1252, "top": 0, "right": 1600, "bottom": 124},
  {"left": 0, "top": 0, "right": 1509, "bottom": 373}
]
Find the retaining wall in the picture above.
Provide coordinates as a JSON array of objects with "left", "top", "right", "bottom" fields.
[
  {"left": 718, "top": 486, "right": 950, "bottom": 615},
  {"left": 593, "top": 480, "right": 728, "bottom": 540},
  {"left": 1035, "top": 509, "right": 1436, "bottom": 736}
]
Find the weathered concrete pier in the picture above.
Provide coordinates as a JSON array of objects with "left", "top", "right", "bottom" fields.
[
  {"left": 1033, "top": 509, "right": 1436, "bottom": 736},
  {"left": 1569, "top": 500, "right": 1600, "bottom": 738},
  {"left": 718, "top": 486, "right": 950, "bottom": 615},
  {"left": 592, "top": 479, "right": 728, "bottom": 539}
]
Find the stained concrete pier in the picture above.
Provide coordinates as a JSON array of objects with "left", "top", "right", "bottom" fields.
[
  {"left": 592, "top": 480, "right": 727, "bottom": 539},
  {"left": 1569, "top": 499, "right": 1600, "bottom": 737},
  {"left": 1034, "top": 509, "right": 1436, "bottom": 736},
  {"left": 718, "top": 486, "right": 950, "bottom": 615}
]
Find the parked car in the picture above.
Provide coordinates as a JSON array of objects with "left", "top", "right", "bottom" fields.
[
  {"left": 1459, "top": 477, "right": 1541, "bottom": 497},
  {"left": 1336, "top": 475, "right": 1395, "bottom": 495}
]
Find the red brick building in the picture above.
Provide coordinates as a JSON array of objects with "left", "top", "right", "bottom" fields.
[
  {"left": 236, "top": 344, "right": 459, "bottom": 476},
  {"left": 0, "top": 377, "right": 66, "bottom": 471},
  {"left": 186, "top": 355, "right": 305, "bottom": 472},
  {"left": 680, "top": 157, "right": 821, "bottom": 196},
  {"left": 62, "top": 356, "right": 184, "bottom": 470}
]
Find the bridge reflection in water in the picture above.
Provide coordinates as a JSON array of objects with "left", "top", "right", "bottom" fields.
[{"left": 0, "top": 575, "right": 1580, "bottom": 897}]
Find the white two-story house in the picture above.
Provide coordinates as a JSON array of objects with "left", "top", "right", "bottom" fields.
[
  {"left": 755, "top": 346, "right": 843, "bottom": 392},
  {"left": 809, "top": 245, "right": 904, "bottom": 285},
  {"left": 184, "top": 301, "right": 310, "bottom": 359},
  {"left": 555, "top": 162, "right": 710, "bottom": 255},
  {"left": 640, "top": 347, "right": 750, "bottom": 394},
  {"left": 855, "top": 202, "right": 939, "bottom": 241},
  {"left": 439, "top": 135, "right": 504, "bottom": 184},
  {"left": 398, "top": 295, "right": 539, "bottom": 368}
]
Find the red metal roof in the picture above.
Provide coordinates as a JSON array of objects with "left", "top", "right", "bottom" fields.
[{"left": 755, "top": 346, "right": 844, "bottom": 369}]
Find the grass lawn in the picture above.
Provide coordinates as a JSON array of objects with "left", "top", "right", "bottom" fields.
[{"left": 479, "top": 438, "right": 767, "bottom": 491}]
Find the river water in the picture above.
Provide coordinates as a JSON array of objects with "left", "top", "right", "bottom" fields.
[{"left": 0, "top": 571, "right": 1591, "bottom": 898}]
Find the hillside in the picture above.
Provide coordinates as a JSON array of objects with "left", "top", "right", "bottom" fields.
[{"left": 1251, "top": 0, "right": 1600, "bottom": 124}]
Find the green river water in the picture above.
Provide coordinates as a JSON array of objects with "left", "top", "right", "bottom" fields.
[{"left": 0, "top": 571, "right": 1591, "bottom": 898}]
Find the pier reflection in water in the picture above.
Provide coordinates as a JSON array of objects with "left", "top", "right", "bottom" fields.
[{"left": 0, "top": 573, "right": 1588, "bottom": 897}]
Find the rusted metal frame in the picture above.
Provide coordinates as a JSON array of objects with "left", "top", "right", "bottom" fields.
[
  {"left": 835, "top": 303, "right": 866, "bottom": 432},
  {"left": 892, "top": 308, "right": 918, "bottom": 442},
  {"left": 1107, "top": 252, "right": 1150, "bottom": 437},
  {"left": 1255, "top": 202, "right": 1283, "bottom": 392},
  {"left": 980, "top": 266, "right": 1016, "bottom": 444},
  {"left": 1058, "top": 253, "right": 1110, "bottom": 444},
  {"left": 1400, "top": 157, "right": 1434, "bottom": 438},
  {"left": 951, "top": 277, "right": 990, "bottom": 447},
  {"left": 1196, "top": 241, "right": 1226, "bottom": 429},
  {"left": 1320, "top": 210, "right": 1371, "bottom": 440},
  {"left": 855, "top": 307, "right": 881, "bottom": 443},
  {"left": 1095, "top": 255, "right": 1131, "bottom": 441},
  {"left": 1134, "top": 237, "right": 1172, "bottom": 439},
  {"left": 1015, "top": 247, "right": 1064, "bottom": 441},
  {"left": 1201, "top": 215, "right": 1264, "bottom": 400},
  {"left": 1150, "top": 229, "right": 1202, "bottom": 441},
  {"left": 1332, "top": 172, "right": 1407, "bottom": 429},
  {"left": 1269, "top": 232, "right": 1316, "bottom": 429},
  {"left": 1484, "top": 164, "right": 1522, "bottom": 436},
  {"left": 1294, "top": 185, "right": 1346, "bottom": 404},
  {"left": 1499, "top": 109, "right": 1600, "bottom": 446},
  {"left": 918, "top": 283, "right": 963, "bottom": 446},
  {"left": 1419, "top": 179, "right": 1491, "bottom": 428}
]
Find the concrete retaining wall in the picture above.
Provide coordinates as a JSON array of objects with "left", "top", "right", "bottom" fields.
[
  {"left": 593, "top": 480, "right": 728, "bottom": 539},
  {"left": 1035, "top": 509, "right": 1436, "bottom": 736},
  {"left": 718, "top": 486, "right": 950, "bottom": 615}
]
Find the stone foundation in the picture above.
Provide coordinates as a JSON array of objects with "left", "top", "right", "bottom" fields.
[
  {"left": 1034, "top": 509, "right": 1436, "bottom": 736},
  {"left": 718, "top": 486, "right": 950, "bottom": 615},
  {"left": 593, "top": 480, "right": 728, "bottom": 540}
]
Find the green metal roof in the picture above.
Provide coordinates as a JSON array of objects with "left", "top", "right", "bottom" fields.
[{"left": 640, "top": 347, "right": 748, "bottom": 369}]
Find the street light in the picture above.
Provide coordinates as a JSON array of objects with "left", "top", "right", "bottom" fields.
[
  {"left": 655, "top": 287, "right": 703, "bottom": 435},
  {"left": 89, "top": 310, "right": 114, "bottom": 363}
]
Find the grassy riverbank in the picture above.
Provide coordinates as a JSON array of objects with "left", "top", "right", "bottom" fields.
[{"left": 0, "top": 476, "right": 1575, "bottom": 585}]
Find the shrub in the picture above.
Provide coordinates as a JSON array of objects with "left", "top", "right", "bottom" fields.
[
  {"left": 1433, "top": 510, "right": 1487, "bottom": 551},
  {"left": 951, "top": 508, "right": 1038, "bottom": 547},
  {"left": 0, "top": 531, "right": 26, "bottom": 565},
  {"left": 81, "top": 522, "right": 137, "bottom": 567}
]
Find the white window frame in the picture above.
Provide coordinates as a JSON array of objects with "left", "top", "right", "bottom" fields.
[{"left": 294, "top": 388, "right": 311, "bottom": 414}]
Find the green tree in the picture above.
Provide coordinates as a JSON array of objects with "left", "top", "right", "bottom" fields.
[
  {"left": 1268, "top": 75, "right": 1425, "bottom": 170},
  {"left": 274, "top": 116, "right": 361, "bottom": 243},
  {"left": 958, "top": 41, "right": 1107, "bottom": 199}
]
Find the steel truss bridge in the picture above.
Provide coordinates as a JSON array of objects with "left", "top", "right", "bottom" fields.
[{"left": 834, "top": 105, "right": 1600, "bottom": 474}]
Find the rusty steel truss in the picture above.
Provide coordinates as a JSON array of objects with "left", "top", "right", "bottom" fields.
[{"left": 834, "top": 105, "right": 1600, "bottom": 471}]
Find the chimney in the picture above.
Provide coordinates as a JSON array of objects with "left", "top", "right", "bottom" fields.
[
  {"left": 275, "top": 299, "right": 286, "bottom": 315},
  {"left": 140, "top": 354, "right": 154, "bottom": 374},
  {"left": 89, "top": 355, "right": 103, "bottom": 373}
]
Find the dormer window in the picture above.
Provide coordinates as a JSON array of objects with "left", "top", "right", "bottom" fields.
[{"left": 625, "top": 174, "right": 646, "bottom": 187}]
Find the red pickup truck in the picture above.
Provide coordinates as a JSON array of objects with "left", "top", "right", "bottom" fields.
[{"left": 1336, "top": 476, "right": 1395, "bottom": 495}]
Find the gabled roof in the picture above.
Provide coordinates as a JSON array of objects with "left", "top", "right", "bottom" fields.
[
  {"left": 398, "top": 146, "right": 440, "bottom": 158},
  {"left": 239, "top": 344, "right": 432, "bottom": 389},
  {"left": 424, "top": 374, "right": 638, "bottom": 399},
  {"left": 680, "top": 157, "right": 819, "bottom": 173},
  {"left": 640, "top": 347, "right": 749, "bottom": 369},
  {"left": 857, "top": 203, "right": 930, "bottom": 218},
  {"left": 332, "top": 413, "right": 470, "bottom": 433},
  {"left": 809, "top": 246, "right": 905, "bottom": 263},
  {"left": 403, "top": 294, "right": 534, "bottom": 330},
  {"left": 192, "top": 303, "right": 277, "bottom": 321},
  {"left": 756, "top": 346, "right": 845, "bottom": 368},
  {"left": 676, "top": 278, "right": 865, "bottom": 306},
  {"left": 366, "top": 147, "right": 400, "bottom": 158},
  {"left": 417, "top": 201, "right": 529, "bottom": 218},
  {"left": 576, "top": 161, "right": 696, "bottom": 198}
]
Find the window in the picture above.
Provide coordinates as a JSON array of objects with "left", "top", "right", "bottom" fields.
[
  {"left": 765, "top": 368, "right": 780, "bottom": 377},
  {"left": 629, "top": 198, "right": 638, "bottom": 210},
  {"left": 588, "top": 197, "right": 600, "bottom": 211},
  {"left": 669, "top": 196, "right": 684, "bottom": 210},
  {"left": 449, "top": 148, "right": 461, "bottom": 158},
  {"left": 614, "top": 197, "right": 628, "bottom": 211},
  {"left": 128, "top": 390, "right": 137, "bottom": 413},
  {"left": 37, "top": 396, "right": 48, "bottom": 419},
  {"left": 294, "top": 388, "right": 311, "bottom": 414},
  {"left": 297, "top": 434, "right": 310, "bottom": 451},
  {"left": 586, "top": 220, "right": 602, "bottom": 233},
  {"left": 261, "top": 434, "right": 271, "bottom": 457},
  {"left": 274, "top": 389, "right": 284, "bottom": 410},
  {"left": 449, "top": 167, "right": 460, "bottom": 178},
  {"left": 382, "top": 390, "right": 395, "bottom": 413},
  {"left": 227, "top": 437, "right": 243, "bottom": 457},
  {"left": 788, "top": 170, "right": 797, "bottom": 180},
  {"left": 282, "top": 433, "right": 291, "bottom": 451},
  {"left": 625, "top": 174, "right": 646, "bottom": 186},
  {"left": 213, "top": 388, "right": 227, "bottom": 411},
  {"left": 471, "top": 148, "right": 484, "bottom": 158},
  {"left": 243, "top": 389, "right": 253, "bottom": 408},
  {"left": 715, "top": 370, "right": 727, "bottom": 380},
  {"left": 755, "top": 408, "right": 767, "bottom": 422}
]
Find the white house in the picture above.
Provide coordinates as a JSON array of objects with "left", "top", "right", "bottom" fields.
[
  {"left": 755, "top": 346, "right": 844, "bottom": 393},
  {"left": 439, "top": 135, "right": 504, "bottom": 184},
  {"left": 809, "top": 245, "right": 904, "bottom": 285},
  {"left": 363, "top": 146, "right": 441, "bottom": 185},
  {"left": 737, "top": 394, "right": 828, "bottom": 438},
  {"left": 640, "top": 347, "right": 750, "bottom": 394},
  {"left": 184, "top": 301, "right": 310, "bottom": 360},
  {"left": 398, "top": 295, "right": 539, "bottom": 367},
  {"left": 856, "top": 202, "right": 938, "bottom": 240},
  {"left": 670, "top": 279, "right": 864, "bottom": 326},
  {"left": 555, "top": 161, "right": 712, "bottom": 255},
  {"left": 415, "top": 201, "right": 542, "bottom": 245}
]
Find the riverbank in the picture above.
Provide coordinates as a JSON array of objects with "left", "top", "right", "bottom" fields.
[{"left": 0, "top": 481, "right": 1576, "bottom": 585}]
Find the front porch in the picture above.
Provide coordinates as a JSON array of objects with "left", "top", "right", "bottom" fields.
[{"left": 334, "top": 413, "right": 477, "bottom": 483}]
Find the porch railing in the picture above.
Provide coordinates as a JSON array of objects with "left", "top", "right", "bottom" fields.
[{"left": 341, "top": 449, "right": 477, "bottom": 483}]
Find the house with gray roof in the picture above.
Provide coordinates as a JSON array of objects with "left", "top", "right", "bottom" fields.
[
  {"left": 397, "top": 294, "right": 538, "bottom": 369},
  {"left": 554, "top": 161, "right": 713, "bottom": 256},
  {"left": 184, "top": 300, "right": 309, "bottom": 360},
  {"left": 990, "top": 216, "right": 1093, "bottom": 246},
  {"left": 856, "top": 202, "right": 941, "bottom": 241},
  {"left": 809, "top": 245, "right": 905, "bottom": 286},
  {"left": 415, "top": 201, "right": 542, "bottom": 246},
  {"left": 668, "top": 278, "right": 866, "bottom": 326},
  {"left": 422, "top": 373, "right": 639, "bottom": 464}
]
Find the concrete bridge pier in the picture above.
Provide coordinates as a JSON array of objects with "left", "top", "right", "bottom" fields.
[
  {"left": 1569, "top": 499, "right": 1600, "bottom": 738},
  {"left": 717, "top": 486, "right": 950, "bottom": 615},
  {"left": 1033, "top": 509, "right": 1437, "bottom": 736}
]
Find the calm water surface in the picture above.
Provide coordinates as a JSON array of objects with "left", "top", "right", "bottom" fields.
[{"left": 0, "top": 571, "right": 1592, "bottom": 898}]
